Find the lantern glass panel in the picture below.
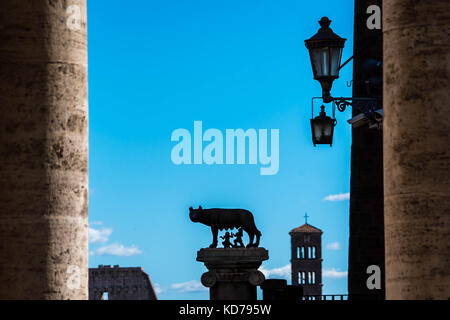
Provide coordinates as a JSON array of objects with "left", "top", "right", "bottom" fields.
[
  {"left": 330, "top": 47, "right": 344, "bottom": 77},
  {"left": 309, "top": 47, "right": 330, "bottom": 78},
  {"left": 311, "top": 121, "right": 321, "bottom": 142},
  {"left": 314, "top": 120, "right": 329, "bottom": 141}
]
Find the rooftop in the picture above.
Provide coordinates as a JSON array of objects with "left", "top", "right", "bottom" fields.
[{"left": 289, "top": 223, "right": 323, "bottom": 234}]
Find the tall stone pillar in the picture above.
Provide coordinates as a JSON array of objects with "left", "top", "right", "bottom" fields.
[
  {"left": 348, "top": 0, "right": 385, "bottom": 300},
  {"left": 383, "top": 0, "right": 450, "bottom": 299},
  {"left": 0, "top": 1, "right": 88, "bottom": 299}
]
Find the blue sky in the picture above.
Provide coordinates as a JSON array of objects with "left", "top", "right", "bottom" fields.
[{"left": 87, "top": 0, "right": 355, "bottom": 299}]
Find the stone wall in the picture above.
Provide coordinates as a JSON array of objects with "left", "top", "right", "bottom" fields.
[{"left": 89, "top": 265, "right": 157, "bottom": 300}]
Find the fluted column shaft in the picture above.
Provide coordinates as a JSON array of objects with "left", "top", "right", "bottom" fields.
[
  {"left": 383, "top": 0, "right": 450, "bottom": 299},
  {"left": 0, "top": 0, "right": 88, "bottom": 299}
]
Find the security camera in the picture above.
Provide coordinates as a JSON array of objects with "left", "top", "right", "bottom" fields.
[
  {"left": 347, "top": 109, "right": 383, "bottom": 129},
  {"left": 372, "top": 109, "right": 383, "bottom": 122},
  {"left": 368, "top": 109, "right": 383, "bottom": 129},
  {"left": 347, "top": 113, "right": 369, "bottom": 128}
]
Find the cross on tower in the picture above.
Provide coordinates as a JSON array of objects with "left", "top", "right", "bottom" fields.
[{"left": 304, "top": 213, "right": 309, "bottom": 224}]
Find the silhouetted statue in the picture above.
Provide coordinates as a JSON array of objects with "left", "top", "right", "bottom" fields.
[
  {"left": 189, "top": 206, "right": 261, "bottom": 248},
  {"left": 220, "top": 232, "right": 233, "bottom": 248},
  {"left": 232, "top": 228, "right": 245, "bottom": 248}
]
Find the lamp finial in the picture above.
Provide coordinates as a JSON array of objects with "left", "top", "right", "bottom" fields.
[{"left": 319, "top": 17, "right": 331, "bottom": 29}]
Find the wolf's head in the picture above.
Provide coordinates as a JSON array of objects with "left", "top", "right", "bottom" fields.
[{"left": 189, "top": 206, "right": 203, "bottom": 222}]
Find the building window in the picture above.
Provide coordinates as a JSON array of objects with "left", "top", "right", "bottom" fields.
[
  {"left": 297, "top": 246, "right": 304, "bottom": 259},
  {"left": 300, "top": 271, "right": 306, "bottom": 284}
]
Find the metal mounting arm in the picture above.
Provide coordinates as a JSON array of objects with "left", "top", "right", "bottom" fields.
[
  {"left": 339, "top": 55, "right": 353, "bottom": 71},
  {"left": 332, "top": 96, "right": 381, "bottom": 114},
  {"left": 312, "top": 96, "right": 382, "bottom": 124}
]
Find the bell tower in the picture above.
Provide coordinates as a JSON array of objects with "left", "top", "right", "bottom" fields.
[{"left": 290, "top": 214, "right": 323, "bottom": 298}]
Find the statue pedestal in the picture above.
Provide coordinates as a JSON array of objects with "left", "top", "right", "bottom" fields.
[{"left": 197, "top": 248, "right": 269, "bottom": 300}]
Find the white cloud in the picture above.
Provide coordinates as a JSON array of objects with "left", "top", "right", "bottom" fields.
[
  {"left": 259, "top": 264, "right": 347, "bottom": 280},
  {"left": 90, "top": 243, "right": 142, "bottom": 257},
  {"left": 323, "top": 268, "right": 348, "bottom": 278},
  {"left": 326, "top": 242, "right": 341, "bottom": 250},
  {"left": 170, "top": 280, "right": 208, "bottom": 293},
  {"left": 323, "top": 193, "right": 350, "bottom": 202},
  {"left": 153, "top": 283, "right": 165, "bottom": 295},
  {"left": 259, "top": 264, "right": 291, "bottom": 280},
  {"left": 88, "top": 227, "right": 113, "bottom": 244}
]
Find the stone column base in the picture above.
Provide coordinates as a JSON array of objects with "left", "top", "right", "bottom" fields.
[{"left": 197, "top": 248, "right": 269, "bottom": 300}]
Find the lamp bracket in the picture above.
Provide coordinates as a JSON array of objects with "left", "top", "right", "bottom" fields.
[
  {"left": 331, "top": 97, "right": 381, "bottom": 120},
  {"left": 311, "top": 96, "right": 382, "bottom": 126},
  {"left": 339, "top": 55, "right": 353, "bottom": 71}
]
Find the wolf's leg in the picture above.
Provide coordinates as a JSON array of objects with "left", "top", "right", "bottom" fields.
[
  {"left": 246, "top": 232, "right": 255, "bottom": 248},
  {"left": 254, "top": 230, "right": 261, "bottom": 247},
  {"left": 209, "top": 227, "right": 218, "bottom": 248}
]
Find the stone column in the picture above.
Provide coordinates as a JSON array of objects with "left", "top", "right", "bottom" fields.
[
  {"left": 0, "top": 1, "right": 88, "bottom": 299},
  {"left": 197, "top": 248, "right": 268, "bottom": 300},
  {"left": 383, "top": 0, "right": 450, "bottom": 299}
]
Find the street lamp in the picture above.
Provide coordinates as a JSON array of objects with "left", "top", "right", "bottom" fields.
[
  {"left": 305, "top": 17, "right": 346, "bottom": 103},
  {"left": 305, "top": 17, "right": 382, "bottom": 146},
  {"left": 310, "top": 104, "right": 336, "bottom": 147}
]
